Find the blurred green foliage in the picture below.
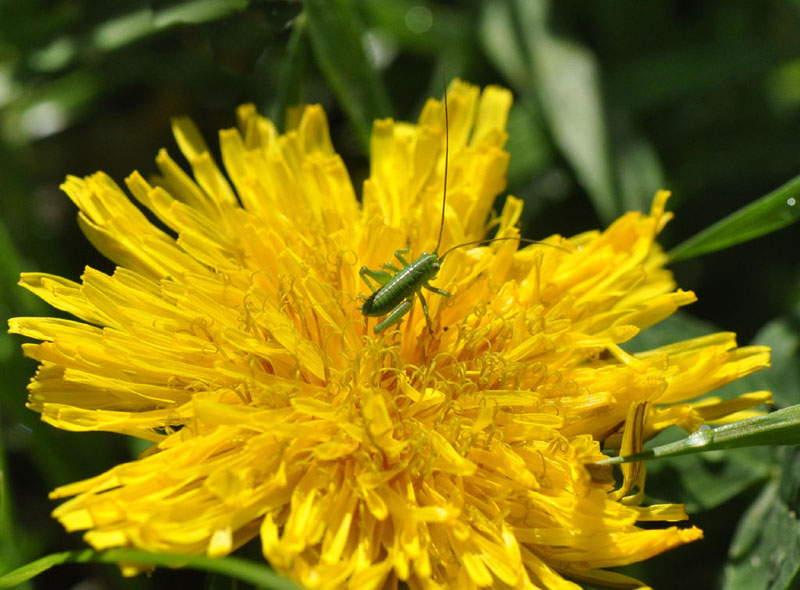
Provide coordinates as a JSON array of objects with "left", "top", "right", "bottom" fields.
[{"left": 1, "top": 1, "right": 800, "bottom": 588}]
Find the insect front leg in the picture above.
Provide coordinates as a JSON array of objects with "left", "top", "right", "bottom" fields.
[
  {"left": 423, "top": 284, "right": 451, "bottom": 297},
  {"left": 359, "top": 266, "right": 393, "bottom": 293},
  {"left": 374, "top": 299, "right": 413, "bottom": 334},
  {"left": 394, "top": 247, "right": 411, "bottom": 267}
]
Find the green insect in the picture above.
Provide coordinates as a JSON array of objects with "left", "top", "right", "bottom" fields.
[
  {"left": 358, "top": 81, "right": 563, "bottom": 335},
  {"left": 358, "top": 232, "right": 539, "bottom": 334}
]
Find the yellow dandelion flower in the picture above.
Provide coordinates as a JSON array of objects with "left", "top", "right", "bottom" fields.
[{"left": 10, "top": 80, "right": 771, "bottom": 590}]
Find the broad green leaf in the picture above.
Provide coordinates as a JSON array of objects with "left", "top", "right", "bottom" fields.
[
  {"left": 304, "top": 0, "right": 392, "bottom": 152},
  {"left": 726, "top": 481, "right": 782, "bottom": 590},
  {"left": 669, "top": 174, "right": 800, "bottom": 262},
  {"left": 624, "top": 310, "right": 719, "bottom": 353},
  {"left": 632, "top": 306, "right": 777, "bottom": 512},
  {"left": 645, "top": 443, "right": 771, "bottom": 512},
  {"left": 511, "top": 0, "right": 619, "bottom": 223},
  {"left": 750, "top": 311, "right": 800, "bottom": 408},
  {"left": 596, "top": 405, "right": 800, "bottom": 467},
  {"left": 724, "top": 448, "right": 800, "bottom": 590},
  {"left": 625, "top": 311, "right": 768, "bottom": 402},
  {"left": 0, "top": 549, "right": 298, "bottom": 589}
]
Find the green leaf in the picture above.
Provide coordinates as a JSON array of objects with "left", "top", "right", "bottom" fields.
[
  {"left": 624, "top": 311, "right": 768, "bottom": 403},
  {"left": 479, "top": 1, "right": 530, "bottom": 90},
  {"left": 505, "top": 99, "right": 552, "bottom": 186},
  {"left": 271, "top": 15, "right": 308, "bottom": 129},
  {"left": 510, "top": 0, "right": 619, "bottom": 223},
  {"left": 0, "top": 549, "right": 298, "bottom": 589},
  {"left": 152, "top": 0, "right": 249, "bottom": 29},
  {"left": 669, "top": 173, "right": 800, "bottom": 262},
  {"left": 725, "top": 448, "right": 800, "bottom": 590},
  {"left": 0, "top": 551, "right": 78, "bottom": 589},
  {"left": 304, "top": 0, "right": 392, "bottom": 152},
  {"left": 0, "top": 218, "right": 34, "bottom": 317},
  {"left": 612, "top": 115, "right": 665, "bottom": 214},
  {"left": 2, "top": 70, "right": 101, "bottom": 142},
  {"left": 596, "top": 405, "right": 800, "bottom": 467},
  {"left": 363, "top": 0, "right": 468, "bottom": 56},
  {"left": 89, "top": 9, "right": 160, "bottom": 52},
  {"left": 27, "top": 1, "right": 292, "bottom": 79},
  {"left": 0, "top": 410, "right": 24, "bottom": 579},
  {"left": 630, "top": 308, "right": 777, "bottom": 511},
  {"left": 749, "top": 310, "right": 800, "bottom": 408},
  {"left": 91, "top": 1, "right": 250, "bottom": 52},
  {"left": 624, "top": 310, "right": 719, "bottom": 353},
  {"left": 645, "top": 443, "right": 771, "bottom": 512},
  {"left": 482, "top": 1, "right": 665, "bottom": 220}
]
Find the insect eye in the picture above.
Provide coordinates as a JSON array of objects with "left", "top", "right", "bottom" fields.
[{"left": 432, "top": 262, "right": 440, "bottom": 271}]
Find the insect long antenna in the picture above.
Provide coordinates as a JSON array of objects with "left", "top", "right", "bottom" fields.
[
  {"left": 435, "top": 72, "right": 449, "bottom": 254},
  {"left": 440, "top": 236, "right": 572, "bottom": 261}
]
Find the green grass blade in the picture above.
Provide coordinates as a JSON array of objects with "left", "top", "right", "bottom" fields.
[
  {"left": 271, "top": 15, "right": 308, "bottom": 130},
  {"left": 479, "top": 1, "right": 531, "bottom": 90},
  {"left": 304, "top": 0, "right": 392, "bottom": 152},
  {"left": 0, "top": 217, "right": 37, "bottom": 315},
  {"left": 0, "top": 549, "right": 298, "bottom": 589},
  {"left": 596, "top": 405, "right": 800, "bottom": 466},
  {"left": 92, "top": 1, "right": 249, "bottom": 52},
  {"left": 0, "top": 411, "right": 24, "bottom": 580},
  {"left": 363, "top": 0, "right": 468, "bottom": 56},
  {"left": 669, "top": 174, "right": 800, "bottom": 262},
  {"left": 0, "top": 551, "right": 81, "bottom": 588}
]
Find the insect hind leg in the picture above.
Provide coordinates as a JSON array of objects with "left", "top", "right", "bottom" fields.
[
  {"left": 423, "top": 284, "right": 450, "bottom": 297},
  {"left": 374, "top": 299, "right": 413, "bottom": 334},
  {"left": 417, "top": 290, "right": 434, "bottom": 333}
]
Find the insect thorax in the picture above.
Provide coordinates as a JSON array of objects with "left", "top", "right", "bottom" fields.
[{"left": 362, "top": 252, "right": 442, "bottom": 317}]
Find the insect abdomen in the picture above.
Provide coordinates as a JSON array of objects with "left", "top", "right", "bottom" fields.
[{"left": 361, "top": 256, "right": 435, "bottom": 316}]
